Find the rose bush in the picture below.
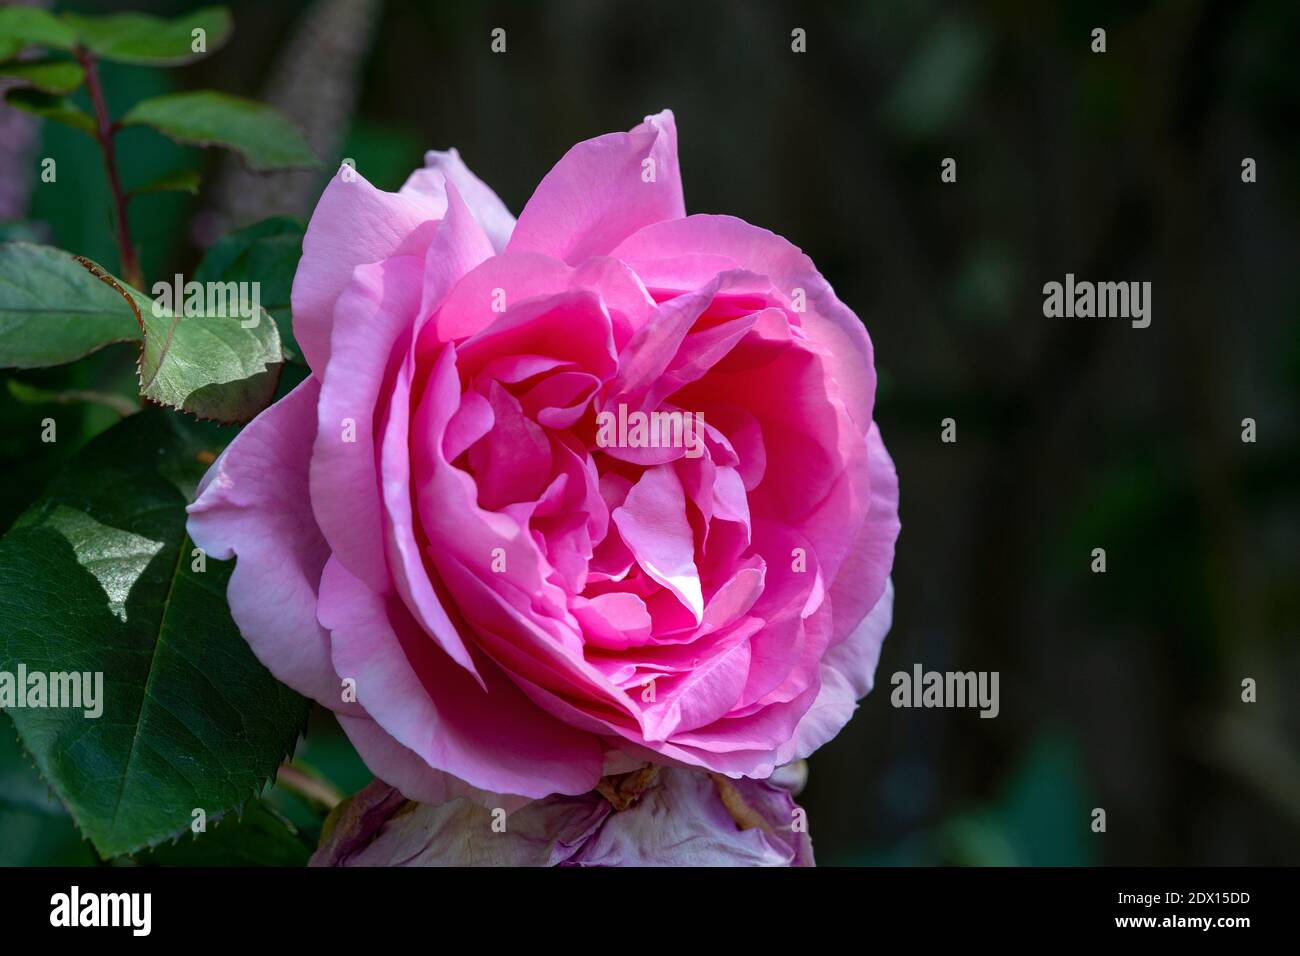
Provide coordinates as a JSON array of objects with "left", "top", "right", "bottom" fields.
[{"left": 187, "top": 110, "right": 900, "bottom": 804}]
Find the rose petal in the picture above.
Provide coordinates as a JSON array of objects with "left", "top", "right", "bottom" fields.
[
  {"left": 611, "top": 213, "right": 877, "bottom": 432},
  {"left": 508, "top": 110, "right": 684, "bottom": 265},
  {"left": 781, "top": 580, "right": 894, "bottom": 762},
  {"left": 324, "top": 785, "right": 609, "bottom": 867},
  {"left": 612, "top": 464, "right": 704, "bottom": 623},
  {"left": 320, "top": 556, "right": 604, "bottom": 798},
  {"left": 823, "top": 423, "right": 901, "bottom": 646},
  {"left": 570, "top": 767, "right": 812, "bottom": 867},
  {"left": 311, "top": 255, "right": 423, "bottom": 594},
  {"left": 334, "top": 716, "right": 530, "bottom": 812},
  {"left": 402, "top": 147, "right": 515, "bottom": 252},
  {"left": 292, "top": 167, "right": 443, "bottom": 371},
  {"left": 187, "top": 376, "right": 358, "bottom": 713}
]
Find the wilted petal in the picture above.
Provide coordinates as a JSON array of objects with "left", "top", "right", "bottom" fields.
[
  {"left": 315, "top": 784, "right": 609, "bottom": 867},
  {"left": 312, "top": 767, "right": 814, "bottom": 867},
  {"left": 570, "top": 768, "right": 813, "bottom": 866}
]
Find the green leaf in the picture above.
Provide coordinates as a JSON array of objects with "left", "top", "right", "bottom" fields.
[
  {"left": 0, "top": 717, "right": 66, "bottom": 818},
  {"left": 0, "top": 6, "right": 77, "bottom": 60},
  {"left": 122, "top": 92, "right": 316, "bottom": 172},
  {"left": 127, "top": 266, "right": 284, "bottom": 423},
  {"left": 4, "top": 89, "right": 95, "bottom": 136},
  {"left": 131, "top": 801, "right": 310, "bottom": 866},
  {"left": 0, "top": 244, "right": 283, "bottom": 422},
  {"left": 0, "top": 719, "right": 96, "bottom": 865},
  {"left": 0, "top": 243, "right": 141, "bottom": 368},
  {"left": 0, "top": 411, "right": 311, "bottom": 858},
  {"left": 0, "top": 59, "right": 84, "bottom": 95},
  {"left": 60, "top": 7, "right": 232, "bottom": 66},
  {"left": 130, "top": 167, "right": 201, "bottom": 197},
  {"left": 194, "top": 217, "right": 304, "bottom": 360}
]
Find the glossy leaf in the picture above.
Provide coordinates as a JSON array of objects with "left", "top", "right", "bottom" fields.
[{"left": 0, "top": 411, "right": 310, "bottom": 858}]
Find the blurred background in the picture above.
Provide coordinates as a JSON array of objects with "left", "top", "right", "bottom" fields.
[{"left": 1, "top": 0, "right": 1297, "bottom": 865}]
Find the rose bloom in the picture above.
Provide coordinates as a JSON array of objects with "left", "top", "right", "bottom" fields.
[{"left": 188, "top": 111, "right": 900, "bottom": 805}]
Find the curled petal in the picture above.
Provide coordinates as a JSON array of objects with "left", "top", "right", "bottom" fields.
[
  {"left": 508, "top": 110, "right": 685, "bottom": 265},
  {"left": 292, "top": 168, "right": 442, "bottom": 371},
  {"left": 611, "top": 213, "right": 877, "bottom": 432},
  {"left": 402, "top": 147, "right": 516, "bottom": 252}
]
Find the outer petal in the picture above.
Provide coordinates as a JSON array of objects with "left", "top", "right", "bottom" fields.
[
  {"left": 311, "top": 255, "right": 423, "bottom": 594},
  {"left": 507, "top": 110, "right": 684, "bottom": 265},
  {"left": 335, "top": 716, "right": 531, "bottom": 812},
  {"left": 402, "top": 148, "right": 516, "bottom": 253},
  {"left": 824, "top": 423, "right": 901, "bottom": 645},
  {"left": 292, "top": 165, "right": 444, "bottom": 371},
  {"left": 186, "top": 377, "right": 358, "bottom": 714},
  {"left": 782, "top": 579, "right": 895, "bottom": 762},
  {"left": 824, "top": 578, "right": 894, "bottom": 701},
  {"left": 319, "top": 557, "right": 604, "bottom": 799}
]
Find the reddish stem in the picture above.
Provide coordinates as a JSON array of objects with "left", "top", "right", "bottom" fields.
[{"left": 76, "top": 48, "right": 142, "bottom": 289}]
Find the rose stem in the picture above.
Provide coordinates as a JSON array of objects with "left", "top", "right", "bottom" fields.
[{"left": 76, "top": 47, "right": 143, "bottom": 290}]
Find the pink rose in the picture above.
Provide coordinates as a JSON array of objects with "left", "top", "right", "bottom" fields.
[{"left": 187, "top": 110, "right": 900, "bottom": 803}]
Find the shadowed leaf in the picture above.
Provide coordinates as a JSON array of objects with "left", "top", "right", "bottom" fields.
[
  {"left": 0, "top": 60, "right": 84, "bottom": 95},
  {"left": 3, "top": 89, "right": 94, "bottom": 136},
  {"left": 0, "top": 411, "right": 310, "bottom": 858}
]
